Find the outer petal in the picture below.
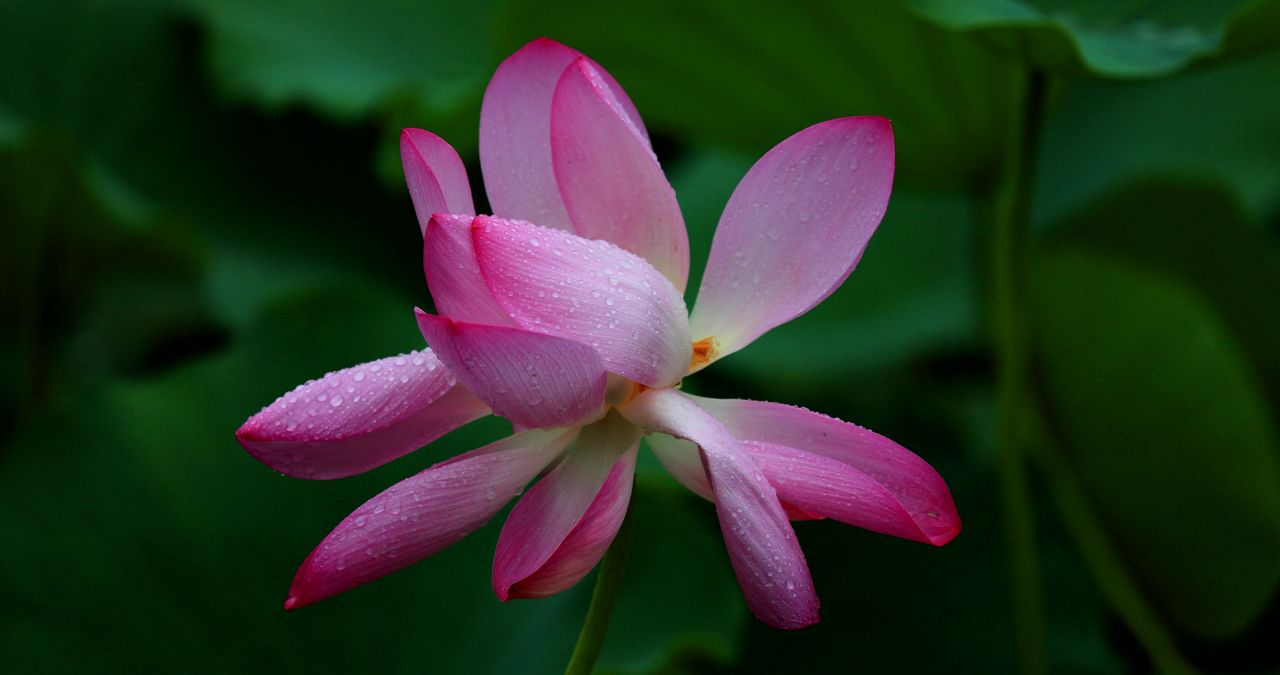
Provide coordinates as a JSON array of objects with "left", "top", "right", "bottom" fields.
[
  {"left": 479, "top": 38, "right": 648, "bottom": 233},
  {"left": 415, "top": 310, "right": 606, "bottom": 429},
  {"left": 646, "top": 432, "right": 711, "bottom": 500},
  {"left": 236, "top": 349, "right": 489, "bottom": 480},
  {"left": 493, "top": 413, "right": 640, "bottom": 599},
  {"left": 689, "top": 117, "right": 895, "bottom": 362},
  {"left": 691, "top": 396, "right": 960, "bottom": 546},
  {"left": 620, "top": 388, "right": 819, "bottom": 629},
  {"left": 423, "top": 214, "right": 514, "bottom": 326},
  {"left": 400, "top": 129, "right": 475, "bottom": 234},
  {"left": 472, "top": 216, "right": 691, "bottom": 387},
  {"left": 284, "top": 427, "right": 576, "bottom": 609},
  {"left": 551, "top": 58, "right": 689, "bottom": 290}
]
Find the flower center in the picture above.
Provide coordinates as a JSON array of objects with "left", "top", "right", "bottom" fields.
[{"left": 690, "top": 336, "right": 718, "bottom": 371}]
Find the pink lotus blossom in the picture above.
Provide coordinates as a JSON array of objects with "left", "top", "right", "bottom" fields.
[{"left": 236, "top": 38, "right": 960, "bottom": 629}]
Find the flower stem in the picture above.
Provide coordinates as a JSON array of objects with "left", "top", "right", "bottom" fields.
[
  {"left": 563, "top": 506, "right": 636, "bottom": 675},
  {"left": 992, "top": 64, "right": 1047, "bottom": 675}
]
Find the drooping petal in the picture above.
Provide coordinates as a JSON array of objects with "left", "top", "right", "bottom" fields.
[
  {"left": 646, "top": 432, "right": 711, "bottom": 500},
  {"left": 400, "top": 129, "right": 475, "bottom": 234},
  {"left": 284, "top": 428, "right": 576, "bottom": 609},
  {"left": 620, "top": 388, "right": 819, "bottom": 629},
  {"left": 471, "top": 216, "right": 691, "bottom": 388},
  {"left": 415, "top": 310, "right": 606, "bottom": 429},
  {"left": 422, "top": 214, "right": 514, "bottom": 325},
  {"left": 479, "top": 38, "right": 648, "bottom": 233},
  {"left": 493, "top": 412, "right": 639, "bottom": 599},
  {"left": 689, "top": 117, "right": 895, "bottom": 362},
  {"left": 551, "top": 58, "right": 689, "bottom": 290},
  {"left": 691, "top": 395, "right": 960, "bottom": 546},
  {"left": 236, "top": 349, "right": 489, "bottom": 480}
]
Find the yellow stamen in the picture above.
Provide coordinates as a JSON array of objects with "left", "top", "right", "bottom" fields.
[{"left": 690, "top": 336, "right": 718, "bottom": 370}]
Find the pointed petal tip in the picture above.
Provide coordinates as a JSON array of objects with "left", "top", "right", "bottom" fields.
[{"left": 283, "top": 595, "right": 300, "bottom": 611}]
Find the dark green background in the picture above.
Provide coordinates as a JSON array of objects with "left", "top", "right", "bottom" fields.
[{"left": 3, "top": 0, "right": 1279, "bottom": 673}]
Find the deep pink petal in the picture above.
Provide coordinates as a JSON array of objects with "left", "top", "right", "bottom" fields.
[
  {"left": 646, "top": 432, "right": 712, "bottom": 500},
  {"left": 422, "top": 214, "right": 515, "bottom": 325},
  {"left": 692, "top": 396, "right": 960, "bottom": 546},
  {"left": 236, "top": 350, "right": 489, "bottom": 480},
  {"left": 493, "top": 413, "right": 639, "bottom": 599},
  {"left": 551, "top": 58, "right": 689, "bottom": 290},
  {"left": 620, "top": 388, "right": 819, "bottom": 629},
  {"left": 689, "top": 117, "right": 895, "bottom": 362},
  {"left": 400, "top": 129, "right": 475, "bottom": 234},
  {"left": 284, "top": 428, "right": 576, "bottom": 609},
  {"left": 479, "top": 38, "right": 648, "bottom": 233},
  {"left": 471, "top": 216, "right": 691, "bottom": 387},
  {"left": 415, "top": 310, "right": 606, "bottom": 429}
]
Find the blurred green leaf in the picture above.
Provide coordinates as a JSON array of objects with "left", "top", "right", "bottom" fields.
[
  {"left": 497, "top": 0, "right": 1015, "bottom": 187},
  {"left": 0, "top": 283, "right": 743, "bottom": 673},
  {"left": 1034, "top": 52, "right": 1280, "bottom": 227},
  {"left": 1034, "top": 249, "right": 1280, "bottom": 640},
  {"left": 910, "top": 0, "right": 1278, "bottom": 77}
]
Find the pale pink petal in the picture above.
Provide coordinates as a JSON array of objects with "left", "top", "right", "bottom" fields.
[
  {"left": 479, "top": 38, "right": 648, "bottom": 233},
  {"left": 472, "top": 216, "right": 691, "bottom": 387},
  {"left": 422, "top": 214, "right": 514, "bottom": 326},
  {"left": 689, "top": 117, "right": 895, "bottom": 362},
  {"left": 646, "top": 433, "right": 712, "bottom": 500},
  {"left": 551, "top": 58, "right": 689, "bottom": 290},
  {"left": 415, "top": 310, "right": 606, "bottom": 429},
  {"left": 284, "top": 428, "right": 576, "bottom": 609},
  {"left": 493, "top": 414, "right": 639, "bottom": 599},
  {"left": 619, "top": 388, "right": 819, "bottom": 629},
  {"left": 691, "top": 395, "right": 960, "bottom": 546},
  {"left": 400, "top": 129, "right": 475, "bottom": 234},
  {"left": 236, "top": 349, "right": 489, "bottom": 480}
]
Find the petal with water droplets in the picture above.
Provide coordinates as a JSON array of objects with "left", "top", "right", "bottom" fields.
[
  {"left": 471, "top": 216, "right": 691, "bottom": 388},
  {"left": 415, "top": 310, "right": 606, "bottom": 429},
  {"left": 480, "top": 38, "right": 647, "bottom": 233},
  {"left": 646, "top": 432, "right": 711, "bottom": 500},
  {"left": 423, "top": 214, "right": 514, "bottom": 325},
  {"left": 236, "top": 349, "right": 489, "bottom": 480},
  {"left": 689, "top": 117, "right": 895, "bottom": 362},
  {"left": 401, "top": 129, "right": 475, "bottom": 234},
  {"left": 284, "top": 428, "right": 575, "bottom": 609},
  {"left": 619, "top": 388, "right": 819, "bottom": 629},
  {"left": 691, "top": 395, "right": 960, "bottom": 546},
  {"left": 493, "top": 413, "right": 639, "bottom": 599},
  {"left": 551, "top": 58, "right": 689, "bottom": 290}
]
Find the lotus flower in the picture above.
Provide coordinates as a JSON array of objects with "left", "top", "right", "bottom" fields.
[{"left": 236, "top": 38, "right": 960, "bottom": 629}]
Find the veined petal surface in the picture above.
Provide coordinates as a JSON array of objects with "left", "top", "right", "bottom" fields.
[
  {"left": 400, "top": 128, "right": 475, "bottom": 234},
  {"left": 423, "top": 214, "right": 514, "bottom": 326},
  {"left": 236, "top": 349, "right": 489, "bottom": 480}
]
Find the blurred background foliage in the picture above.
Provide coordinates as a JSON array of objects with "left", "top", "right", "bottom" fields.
[{"left": 2, "top": 0, "right": 1279, "bottom": 672}]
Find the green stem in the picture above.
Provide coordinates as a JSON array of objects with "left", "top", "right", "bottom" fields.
[
  {"left": 992, "top": 65, "right": 1047, "bottom": 675},
  {"left": 563, "top": 507, "right": 636, "bottom": 675}
]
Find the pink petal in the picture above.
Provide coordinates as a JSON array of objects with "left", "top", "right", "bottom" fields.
[
  {"left": 688, "top": 117, "right": 895, "bottom": 362},
  {"left": 422, "top": 214, "right": 514, "bottom": 325},
  {"left": 236, "top": 350, "right": 489, "bottom": 480},
  {"left": 479, "top": 38, "right": 648, "bottom": 233},
  {"left": 284, "top": 428, "right": 576, "bottom": 609},
  {"left": 692, "top": 396, "right": 960, "bottom": 546},
  {"left": 620, "top": 388, "right": 819, "bottom": 629},
  {"left": 493, "top": 413, "right": 640, "bottom": 599},
  {"left": 646, "top": 433, "right": 712, "bottom": 500},
  {"left": 415, "top": 310, "right": 606, "bottom": 429},
  {"left": 400, "top": 129, "right": 475, "bottom": 234},
  {"left": 551, "top": 58, "right": 689, "bottom": 290},
  {"left": 471, "top": 216, "right": 691, "bottom": 388}
]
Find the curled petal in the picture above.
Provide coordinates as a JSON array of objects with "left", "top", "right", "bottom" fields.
[
  {"left": 471, "top": 216, "right": 691, "bottom": 387},
  {"left": 692, "top": 395, "right": 960, "bottom": 546},
  {"left": 400, "top": 129, "right": 475, "bottom": 234},
  {"left": 646, "top": 432, "right": 711, "bottom": 500},
  {"left": 236, "top": 349, "right": 489, "bottom": 480},
  {"left": 620, "top": 388, "right": 819, "bottom": 629},
  {"left": 415, "top": 310, "right": 606, "bottom": 429},
  {"left": 689, "top": 117, "right": 895, "bottom": 362},
  {"left": 423, "top": 214, "right": 514, "bottom": 325},
  {"left": 551, "top": 58, "right": 689, "bottom": 290},
  {"left": 480, "top": 38, "right": 648, "bottom": 233},
  {"left": 285, "top": 428, "right": 576, "bottom": 609},
  {"left": 493, "top": 413, "right": 639, "bottom": 599}
]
